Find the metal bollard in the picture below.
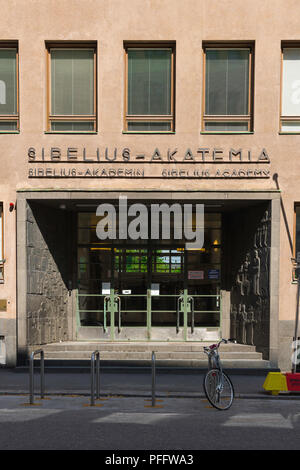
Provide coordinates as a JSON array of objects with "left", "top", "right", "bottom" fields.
[
  {"left": 29, "top": 349, "right": 45, "bottom": 405},
  {"left": 91, "top": 350, "right": 100, "bottom": 406},
  {"left": 152, "top": 351, "right": 156, "bottom": 407}
]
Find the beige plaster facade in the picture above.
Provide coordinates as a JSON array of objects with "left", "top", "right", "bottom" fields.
[{"left": 0, "top": 0, "right": 299, "bottom": 369}]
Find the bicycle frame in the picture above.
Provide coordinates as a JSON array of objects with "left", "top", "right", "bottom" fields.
[
  {"left": 204, "top": 340, "right": 227, "bottom": 395},
  {"left": 205, "top": 340, "right": 225, "bottom": 371},
  {"left": 203, "top": 338, "right": 236, "bottom": 410},
  {"left": 208, "top": 349, "right": 222, "bottom": 372}
]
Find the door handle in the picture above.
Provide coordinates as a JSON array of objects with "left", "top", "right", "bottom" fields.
[
  {"left": 188, "top": 296, "right": 194, "bottom": 334},
  {"left": 103, "top": 296, "right": 110, "bottom": 333},
  {"left": 115, "top": 296, "right": 121, "bottom": 333},
  {"left": 176, "top": 295, "right": 184, "bottom": 333}
]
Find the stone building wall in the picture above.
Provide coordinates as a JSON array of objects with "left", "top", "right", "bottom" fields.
[{"left": 26, "top": 203, "right": 69, "bottom": 345}]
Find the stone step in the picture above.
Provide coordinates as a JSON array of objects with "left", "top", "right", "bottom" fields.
[
  {"left": 27, "top": 341, "right": 269, "bottom": 369},
  {"left": 35, "top": 342, "right": 257, "bottom": 353},
  {"left": 38, "top": 350, "right": 263, "bottom": 360}
]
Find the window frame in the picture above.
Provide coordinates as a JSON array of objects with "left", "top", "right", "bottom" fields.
[
  {"left": 293, "top": 203, "right": 300, "bottom": 280},
  {"left": 0, "top": 42, "right": 19, "bottom": 133},
  {"left": 46, "top": 41, "right": 97, "bottom": 133},
  {"left": 202, "top": 42, "right": 254, "bottom": 134},
  {"left": 123, "top": 42, "right": 176, "bottom": 133},
  {"left": 0, "top": 204, "right": 4, "bottom": 282},
  {"left": 280, "top": 42, "right": 300, "bottom": 134}
]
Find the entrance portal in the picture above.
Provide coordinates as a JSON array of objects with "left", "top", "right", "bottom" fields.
[
  {"left": 76, "top": 211, "right": 221, "bottom": 341},
  {"left": 18, "top": 193, "right": 276, "bottom": 365}
]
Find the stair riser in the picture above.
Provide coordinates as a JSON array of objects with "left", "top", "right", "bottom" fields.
[
  {"left": 32, "top": 343, "right": 257, "bottom": 353},
  {"left": 40, "top": 351, "right": 262, "bottom": 360},
  {"left": 31, "top": 359, "right": 271, "bottom": 369}
]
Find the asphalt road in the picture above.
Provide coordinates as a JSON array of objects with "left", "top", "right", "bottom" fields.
[
  {"left": 0, "top": 395, "right": 299, "bottom": 451},
  {"left": 0, "top": 367, "right": 273, "bottom": 396}
]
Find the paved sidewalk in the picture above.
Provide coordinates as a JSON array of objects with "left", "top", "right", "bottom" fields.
[{"left": 0, "top": 366, "right": 298, "bottom": 399}]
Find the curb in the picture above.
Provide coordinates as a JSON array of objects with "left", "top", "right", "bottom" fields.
[
  {"left": 0, "top": 390, "right": 299, "bottom": 400},
  {"left": 11, "top": 366, "right": 280, "bottom": 376}
]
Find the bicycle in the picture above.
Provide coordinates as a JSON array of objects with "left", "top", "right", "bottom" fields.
[{"left": 203, "top": 339, "right": 236, "bottom": 410}]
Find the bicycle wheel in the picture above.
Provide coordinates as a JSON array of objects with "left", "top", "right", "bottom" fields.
[{"left": 203, "top": 369, "right": 234, "bottom": 410}]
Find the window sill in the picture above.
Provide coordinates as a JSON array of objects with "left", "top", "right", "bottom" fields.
[
  {"left": 0, "top": 131, "right": 20, "bottom": 134},
  {"left": 122, "top": 131, "right": 176, "bottom": 135},
  {"left": 45, "top": 131, "right": 98, "bottom": 135},
  {"left": 200, "top": 131, "right": 254, "bottom": 135},
  {"left": 279, "top": 132, "right": 300, "bottom": 135}
]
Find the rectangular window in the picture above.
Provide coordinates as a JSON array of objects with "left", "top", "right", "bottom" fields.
[
  {"left": 203, "top": 44, "right": 253, "bottom": 132},
  {"left": 0, "top": 204, "right": 3, "bottom": 281},
  {"left": 0, "top": 43, "right": 19, "bottom": 132},
  {"left": 281, "top": 46, "right": 300, "bottom": 132},
  {"left": 124, "top": 43, "right": 175, "bottom": 132},
  {"left": 46, "top": 43, "right": 97, "bottom": 132}
]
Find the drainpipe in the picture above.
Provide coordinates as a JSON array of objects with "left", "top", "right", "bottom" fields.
[{"left": 292, "top": 253, "right": 300, "bottom": 373}]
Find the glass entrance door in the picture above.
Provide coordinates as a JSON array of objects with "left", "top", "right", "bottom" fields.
[
  {"left": 149, "top": 249, "right": 185, "bottom": 340},
  {"left": 76, "top": 210, "right": 222, "bottom": 341},
  {"left": 113, "top": 249, "right": 148, "bottom": 339}
]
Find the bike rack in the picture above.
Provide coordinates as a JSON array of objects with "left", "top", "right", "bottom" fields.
[
  {"left": 29, "top": 349, "right": 45, "bottom": 405},
  {"left": 26, "top": 348, "right": 159, "bottom": 408},
  {"left": 90, "top": 350, "right": 100, "bottom": 406},
  {"left": 151, "top": 351, "right": 156, "bottom": 407}
]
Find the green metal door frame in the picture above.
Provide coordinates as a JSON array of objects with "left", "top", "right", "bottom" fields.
[
  {"left": 76, "top": 290, "right": 221, "bottom": 340},
  {"left": 76, "top": 245, "right": 222, "bottom": 340}
]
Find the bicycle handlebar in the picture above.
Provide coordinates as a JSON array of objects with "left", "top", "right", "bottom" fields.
[{"left": 203, "top": 338, "right": 237, "bottom": 354}]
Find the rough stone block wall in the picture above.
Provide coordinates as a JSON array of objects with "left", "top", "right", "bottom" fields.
[
  {"left": 224, "top": 203, "right": 271, "bottom": 359},
  {"left": 26, "top": 202, "right": 69, "bottom": 345}
]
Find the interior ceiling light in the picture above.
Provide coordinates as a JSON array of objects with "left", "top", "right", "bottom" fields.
[{"left": 76, "top": 204, "right": 99, "bottom": 208}]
